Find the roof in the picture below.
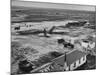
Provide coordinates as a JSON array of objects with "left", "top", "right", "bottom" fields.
[
  {"left": 31, "top": 50, "right": 86, "bottom": 72},
  {"left": 52, "top": 50, "right": 87, "bottom": 66},
  {"left": 65, "top": 50, "right": 87, "bottom": 66}
]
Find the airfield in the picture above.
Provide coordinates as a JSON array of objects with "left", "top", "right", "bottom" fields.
[
  {"left": 11, "top": 20, "right": 95, "bottom": 54},
  {"left": 11, "top": 5, "right": 96, "bottom": 74},
  {"left": 11, "top": 19, "right": 96, "bottom": 74}
]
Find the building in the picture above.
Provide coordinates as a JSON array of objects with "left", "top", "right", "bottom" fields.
[
  {"left": 80, "top": 38, "right": 95, "bottom": 52},
  {"left": 88, "top": 41, "right": 95, "bottom": 49},
  {"left": 66, "top": 21, "right": 87, "bottom": 27},
  {"left": 53, "top": 50, "right": 87, "bottom": 71},
  {"left": 31, "top": 50, "right": 87, "bottom": 73}
]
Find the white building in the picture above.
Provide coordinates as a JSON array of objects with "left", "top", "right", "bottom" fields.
[
  {"left": 32, "top": 50, "right": 87, "bottom": 72},
  {"left": 62, "top": 50, "right": 87, "bottom": 71},
  {"left": 88, "top": 42, "right": 95, "bottom": 49}
]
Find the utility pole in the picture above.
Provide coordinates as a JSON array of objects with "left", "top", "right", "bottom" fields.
[{"left": 64, "top": 52, "right": 67, "bottom": 71}]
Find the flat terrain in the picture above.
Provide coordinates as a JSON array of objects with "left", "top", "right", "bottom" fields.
[
  {"left": 11, "top": 6, "right": 95, "bottom": 25},
  {"left": 11, "top": 6, "right": 96, "bottom": 75}
]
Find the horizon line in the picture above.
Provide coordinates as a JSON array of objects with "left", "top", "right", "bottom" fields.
[{"left": 11, "top": 0, "right": 96, "bottom": 12}]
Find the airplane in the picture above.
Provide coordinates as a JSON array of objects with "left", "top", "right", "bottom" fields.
[{"left": 16, "top": 26, "right": 56, "bottom": 37}]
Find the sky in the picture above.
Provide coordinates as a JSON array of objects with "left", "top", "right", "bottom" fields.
[{"left": 11, "top": 0, "right": 96, "bottom": 11}]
